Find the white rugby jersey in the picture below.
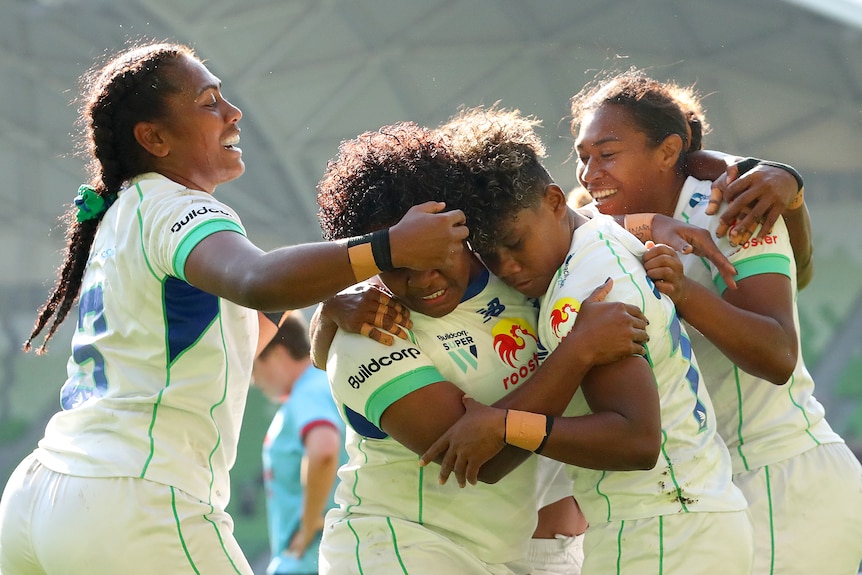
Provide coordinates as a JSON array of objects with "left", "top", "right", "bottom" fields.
[
  {"left": 36, "top": 172, "right": 257, "bottom": 511},
  {"left": 326, "top": 268, "right": 542, "bottom": 565},
  {"left": 538, "top": 211, "right": 747, "bottom": 525},
  {"left": 674, "top": 177, "right": 841, "bottom": 473}
]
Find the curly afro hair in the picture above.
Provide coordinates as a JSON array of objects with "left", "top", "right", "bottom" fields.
[
  {"left": 437, "top": 105, "right": 553, "bottom": 257},
  {"left": 317, "top": 121, "right": 473, "bottom": 241}
]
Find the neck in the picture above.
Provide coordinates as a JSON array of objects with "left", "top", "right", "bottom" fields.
[{"left": 660, "top": 170, "right": 688, "bottom": 217}]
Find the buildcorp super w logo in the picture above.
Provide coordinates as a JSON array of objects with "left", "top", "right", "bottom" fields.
[
  {"left": 492, "top": 319, "right": 539, "bottom": 390},
  {"left": 348, "top": 347, "right": 421, "bottom": 389}
]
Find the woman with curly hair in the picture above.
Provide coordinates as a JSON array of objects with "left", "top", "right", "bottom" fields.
[
  {"left": 422, "top": 105, "right": 755, "bottom": 575},
  {"left": 313, "top": 120, "right": 649, "bottom": 575}
]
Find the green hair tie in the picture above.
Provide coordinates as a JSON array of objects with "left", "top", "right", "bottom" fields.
[{"left": 74, "top": 185, "right": 116, "bottom": 222}]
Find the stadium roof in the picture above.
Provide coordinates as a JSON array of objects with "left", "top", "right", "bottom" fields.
[{"left": 1, "top": 0, "right": 860, "bottom": 435}]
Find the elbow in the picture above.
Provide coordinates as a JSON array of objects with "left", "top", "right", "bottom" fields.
[
  {"left": 613, "top": 429, "right": 661, "bottom": 471},
  {"left": 766, "top": 361, "right": 796, "bottom": 386},
  {"left": 476, "top": 468, "right": 507, "bottom": 485},
  {"left": 766, "top": 341, "right": 799, "bottom": 386},
  {"left": 632, "top": 438, "right": 661, "bottom": 470}
]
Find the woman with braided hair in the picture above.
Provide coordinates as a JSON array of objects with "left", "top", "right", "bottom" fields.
[{"left": 0, "top": 41, "right": 467, "bottom": 575}]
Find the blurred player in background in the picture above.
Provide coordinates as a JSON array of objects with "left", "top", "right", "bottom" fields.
[{"left": 254, "top": 311, "right": 346, "bottom": 575}]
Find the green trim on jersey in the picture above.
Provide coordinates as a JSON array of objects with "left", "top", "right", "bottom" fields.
[
  {"left": 787, "top": 371, "right": 822, "bottom": 445},
  {"left": 173, "top": 219, "right": 245, "bottom": 282},
  {"left": 714, "top": 253, "right": 790, "bottom": 294},
  {"left": 347, "top": 518, "right": 365, "bottom": 574},
  {"left": 365, "top": 365, "right": 444, "bottom": 426},
  {"left": 204, "top": 305, "right": 230, "bottom": 502},
  {"left": 135, "top": 184, "right": 162, "bottom": 282},
  {"left": 765, "top": 465, "right": 776, "bottom": 574},
  {"left": 172, "top": 486, "right": 202, "bottom": 575},
  {"left": 385, "top": 516, "right": 409, "bottom": 573}
]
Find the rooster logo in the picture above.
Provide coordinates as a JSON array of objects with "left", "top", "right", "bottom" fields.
[
  {"left": 549, "top": 297, "right": 581, "bottom": 341},
  {"left": 492, "top": 319, "right": 538, "bottom": 368}
]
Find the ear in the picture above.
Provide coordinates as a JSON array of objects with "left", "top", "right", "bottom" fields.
[
  {"left": 133, "top": 121, "right": 170, "bottom": 158},
  {"left": 544, "top": 184, "right": 569, "bottom": 219},
  {"left": 657, "top": 134, "right": 684, "bottom": 172}
]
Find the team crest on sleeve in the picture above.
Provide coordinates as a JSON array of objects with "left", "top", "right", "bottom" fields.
[
  {"left": 492, "top": 319, "right": 538, "bottom": 369},
  {"left": 549, "top": 297, "right": 581, "bottom": 341}
]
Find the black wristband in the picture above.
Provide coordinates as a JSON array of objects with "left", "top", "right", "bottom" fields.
[
  {"left": 371, "top": 229, "right": 394, "bottom": 272},
  {"left": 734, "top": 157, "right": 761, "bottom": 176},
  {"left": 347, "top": 230, "right": 394, "bottom": 272},
  {"left": 347, "top": 232, "right": 373, "bottom": 248},
  {"left": 734, "top": 157, "right": 804, "bottom": 192},
  {"left": 502, "top": 409, "right": 509, "bottom": 444},
  {"left": 758, "top": 161, "right": 804, "bottom": 192},
  {"left": 534, "top": 415, "right": 555, "bottom": 454}
]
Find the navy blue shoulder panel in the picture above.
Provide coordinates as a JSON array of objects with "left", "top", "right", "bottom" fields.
[
  {"left": 343, "top": 404, "right": 388, "bottom": 439},
  {"left": 164, "top": 277, "right": 219, "bottom": 364}
]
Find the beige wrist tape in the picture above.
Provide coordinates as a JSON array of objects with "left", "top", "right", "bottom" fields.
[
  {"left": 504, "top": 409, "right": 548, "bottom": 452},
  {"left": 347, "top": 242, "right": 381, "bottom": 282},
  {"left": 788, "top": 187, "right": 805, "bottom": 211}
]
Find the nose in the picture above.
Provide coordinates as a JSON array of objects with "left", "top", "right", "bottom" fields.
[
  {"left": 578, "top": 156, "right": 599, "bottom": 185},
  {"left": 406, "top": 269, "right": 439, "bottom": 289},
  {"left": 485, "top": 250, "right": 521, "bottom": 280},
  {"left": 225, "top": 99, "right": 242, "bottom": 122}
]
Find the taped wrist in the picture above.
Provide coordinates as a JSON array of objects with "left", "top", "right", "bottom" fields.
[
  {"left": 504, "top": 409, "right": 551, "bottom": 452},
  {"left": 347, "top": 229, "right": 394, "bottom": 281}
]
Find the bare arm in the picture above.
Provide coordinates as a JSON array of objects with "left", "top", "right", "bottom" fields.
[
  {"left": 184, "top": 202, "right": 469, "bottom": 310},
  {"left": 531, "top": 356, "right": 661, "bottom": 470},
  {"left": 309, "top": 304, "right": 338, "bottom": 370},
  {"left": 417, "top": 281, "right": 650, "bottom": 485},
  {"left": 288, "top": 424, "right": 342, "bottom": 557},
  {"left": 382, "top": 280, "right": 647, "bottom": 486},
  {"left": 781, "top": 200, "right": 814, "bottom": 290},
  {"left": 643, "top": 244, "right": 798, "bottom": 384},
  {"left": 420, "top": 355, "right": 662, "bottom": 487}
]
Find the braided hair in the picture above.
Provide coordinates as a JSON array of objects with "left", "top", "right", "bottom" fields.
[{"left": 25, "top": 42, "right": 195, "bottom": 354}]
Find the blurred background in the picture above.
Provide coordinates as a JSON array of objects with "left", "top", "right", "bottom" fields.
[{"left": 1, "top": 0, "right": 860, "bottom": 569}]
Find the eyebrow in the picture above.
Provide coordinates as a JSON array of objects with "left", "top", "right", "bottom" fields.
[
  {"left": 195, "top": 80, "right": 221, "bottom": 97},
  {"left": 576, "top": 135, "right": 620, "bottom": 149}
]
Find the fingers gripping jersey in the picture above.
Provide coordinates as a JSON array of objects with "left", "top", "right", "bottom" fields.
[
  {"left": 325, "top": 269, "right": 541, "bottom": 566},
  {"left": 36, "top": 173, "right": 257, "bottom": 510},
  {"left": 537, "top": 213, "right": 747, "bottom": 525},
  {"left": 674, "top": 177, "right": 841, "bottom": 473}
]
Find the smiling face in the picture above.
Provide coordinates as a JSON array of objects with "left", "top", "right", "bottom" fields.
[
  {"left": 479, "top": 185, "right": 573, "bottom": 299},
  {"left": 574, "top": 103, "right": 675, "bottom": 216},
  {"left": 378, "top": 243, "right": 482, "bottom": 317},
  {"left": 138, "top": 54, "right": 244, "bottom": 193}
]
